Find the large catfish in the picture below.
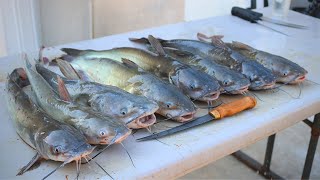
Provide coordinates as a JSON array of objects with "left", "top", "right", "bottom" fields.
[
  {"left": 56, "top": 56, "right": 196, "bottom": 122},
  {"left": 61, "top": 36, "right": 221, "bottom": 101},
  {"left": 6, "top": 68, "right": 94, "bottom": 177},
  {"left": 35, "top": 64, "right": 159, "bottom": 129},
  {"left": 24, "top": 59, "right": 131, "bottom": 145}
]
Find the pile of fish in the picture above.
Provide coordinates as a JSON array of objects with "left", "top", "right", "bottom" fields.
[{"left": 5, "top": 33, "right": 307, "bottom": 179}]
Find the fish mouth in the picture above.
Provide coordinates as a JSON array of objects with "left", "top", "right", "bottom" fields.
[
  {"left": 199, "top": 91, "right": 220, "bottom": 101},
  {"left": 262, "top": 82, "right": 276, "bottom": 89},
  {"left": 99, "top": 139, "right": 110, "bottom": 145},
  {"left": 291, "top": 75, "right": 306, "bottom": 84},
  {"left": 68, "top": 144, "right": 95, "bottom": 161},
  {"left": 175, "top": 111, "right": 196, "bottom": 122},
  {"left": 115, "top": 130, "right": 132, "bottom": 143},
  {"left": 137, "top": 114, "right": 157, "bottom": 127},
  {"left": 226, "top": 85, "right": 250, "bottom": 94},
  {"left": 249, "top": 82, "right": 275, "bottom": 90},
  {"left": 237, "top": 85, "right": 249, "bottom": 93},
  {"left": 127, "top": 113, "right": 157, "bottom": 129}
]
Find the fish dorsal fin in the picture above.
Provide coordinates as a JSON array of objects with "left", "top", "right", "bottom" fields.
[
  {"left": 57, "top": 75, "right": 72, "bottom": 102},
  {"left": 128, "top": 37, "right": 150, "bottom": 45},
  {"left": 121, "top": 58, "right": 139, "bottom": 70},
  {"left": 56, "top": 59, "right": 81, "bottom": 80},
  {"left": 147, "top": 35, "right": 166, "bottom": 56},
  {"left": 231, "top": 41, "right": 255, "bottom": 52}
]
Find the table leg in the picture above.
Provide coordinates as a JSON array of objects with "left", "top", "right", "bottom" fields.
[
  {"left": 232, "top": 134, "right": 284, "bottom": 179},
  {"left": 260, "top": 134, "right": 276, "bottom": 176},
  {"left": 301, "top": 113, "right": 320, "bottom": 179}
]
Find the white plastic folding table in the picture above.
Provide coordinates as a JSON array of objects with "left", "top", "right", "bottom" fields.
[{"left": 0, "top": 8, "right": 319, "bottom": 179}]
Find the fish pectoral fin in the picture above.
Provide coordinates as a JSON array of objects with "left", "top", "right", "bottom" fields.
[
  {"left": 121, "top": 58, "right": 139, "bottom": 70},
  {"left": 56, "top": 59, "right": 81, "bottom": 80},
  {"left": 57, "top": 75, "right": 72, "bottom": 102},
  {"left": 17, "top": 152, "right": 42, "bottom": 176},
  {"left": 147, "top": 35, "right": 166, "bottom": 56}
]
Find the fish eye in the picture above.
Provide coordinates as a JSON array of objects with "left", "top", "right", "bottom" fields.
[
  {"left": 249, "top": 75, "right": 257, "bottom": 81},
  {"left": 166, "top": 102, "right": 172, "bottom": 108},
  {"left": 52, "top": 146, "right": 62, "bottom": 154},
  {"left": 120, "top": 108, "right": 127, "bottom": 115},
  {"left": 99, "top": 130, "right": 106, "bottom": 137},
  {"left": 223, "top": 80, "right": 230, "bottom": 86},
  {"left": 283, "top": 72, "right": 288, "bottom": 76},
  {"left": 189, "top": 84, "right": 195, "bottom": 89}
]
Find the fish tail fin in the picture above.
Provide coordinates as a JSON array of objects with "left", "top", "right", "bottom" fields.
[
  {"left": 197, "top": 32, "right": 229, "bottom": 50},
  {"left": 197, "top": 32, "right": 224, "bottom": 41},
  {"left": 197, "top": 32, "right": 211, "bottom": 42},
  {"left": 61, "top": 48, "right": 85, "bottom": 57}
]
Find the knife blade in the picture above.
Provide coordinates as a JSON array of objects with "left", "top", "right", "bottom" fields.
[
  {"left": 136, "top": 96, "right": 257, "bottom": 141},
  {"left": 231, "top": 6, "right": 306, "bottom": 29},
  {"left": 261, "top": 16, "right": 306, "bottom": 29}
]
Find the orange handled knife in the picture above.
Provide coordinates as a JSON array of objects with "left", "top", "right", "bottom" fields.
[{"left": 137, "top": 96, "right": 257, "bottom": 141}]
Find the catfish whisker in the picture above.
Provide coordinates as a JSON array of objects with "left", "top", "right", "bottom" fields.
[
  {"left": 155, "top": 113, "right": 183, "bottom": 123},
  {"left": 247, "top": 91, "right": 264, "bottom": 102},
  {"left": 271, "top": 75, "right": 299, "bottom": 90},
  {"left": 83, "top": 156, "right": 90, "bottom": 165},
  {"left": 75, "top": 160, "right": 80, "bottom": 180},
  {"left": 278, "top": 87, "right": 300, "bottom": 99},
  {"left": 42, "top": 160, "right": 69, "bottom": 180},
  {"left": 86, "top": 155, "right": 114, "bottom": 180},
  {"left": 83, "top": 136, "right": 118, "bottom": 164},
  {"left": 306, "top": 79, "right": 320, "bottom": 85},
  {"left": 196, "top": 101, "right": 222, "bottom": 109},
  {"left": 120, "top": 143, "right": 135, "bottom": 168},
  {"left": 83, "top": 156, "right": 101, "bottom": 175},
  {"left": 155, "top": 138, "right": 170, "bottom": 146},
  {"left": 297, "top": 82, "right": 302, "bottom": 98},
  {"left": 146, "top": 126, "right": 152, "bottom": 133},
  {"left": 153, "top": 123, "right": 176, "bottom": 129}
]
